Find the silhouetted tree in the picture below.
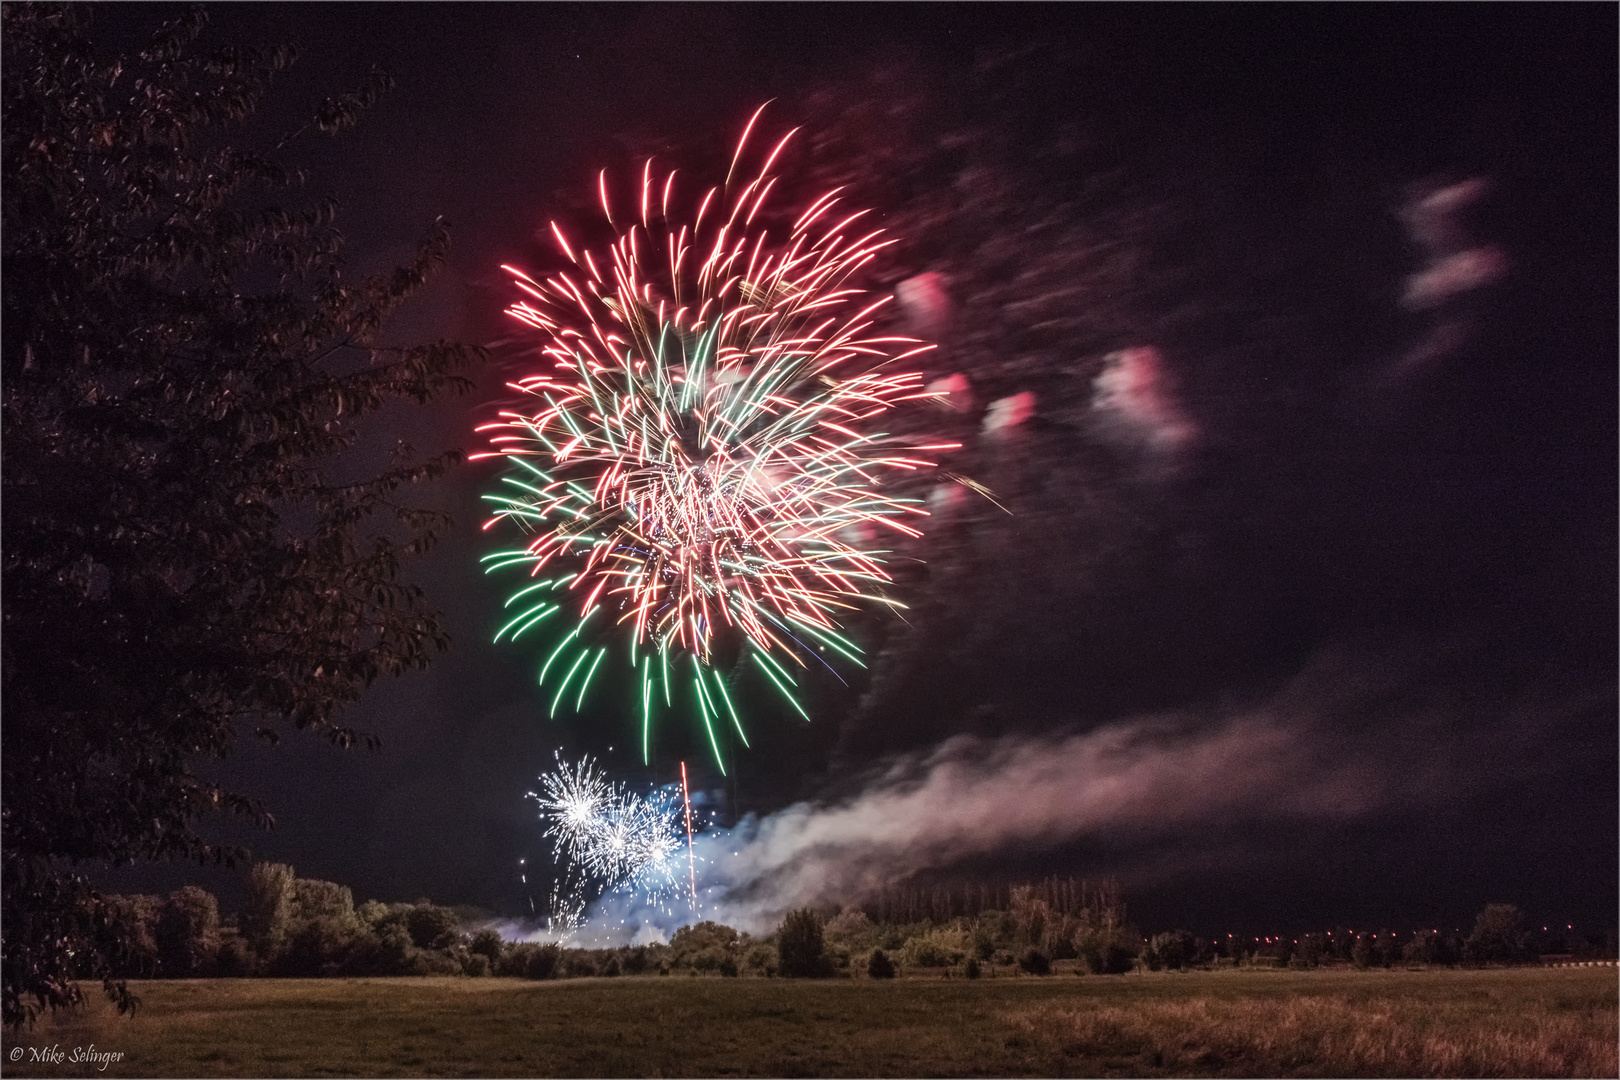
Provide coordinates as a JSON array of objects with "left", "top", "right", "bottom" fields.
[
  {"left": 1465, "top": 904, "right": 1531, "bottom": 965},
  {"left": 1, "top": 4, "right": 477, "bottom": 1027},
  {"left": 776, "top": 909, "right": 833, "bottom": 977},
  {"left": 154, "top": 886, "right": 220, "bottom": 976},
  {"left": 240, "top": 863, "right": 296, "bottom": 958},
  {"left": 468, "top": 929, "right": 504, "bottom": 966}
]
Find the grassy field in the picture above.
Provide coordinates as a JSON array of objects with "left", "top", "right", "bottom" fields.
[{"left": 3, "top": 967, "right": 1614, "bottom": 1078}]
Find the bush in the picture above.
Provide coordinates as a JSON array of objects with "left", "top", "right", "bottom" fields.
[
  {"left": 274, "top": 916, "right": 359, "bottom": 977},
  {"left": 622, "top": 945, "right": 649, "bottom": 974},
  {"left": 461, "top": 953, "right": 490, "bottom": 977},
  {"left": 242, "top": 864, "right": 297, "bottom": 957},
  {"left": 1147, "top": 930, "right": 1194, "bottom": 971},
  {"left": 1079, "top": 938, "right": 1137, "bottom": 975},
  {"left": 468, "top": 929, "right": 504, "bottom": 965},
  {"left": 1465, "top": 904, "right": 1531, "bottom": 965},
  {"left": 718, "top": 955, "right": 739, "bottom": 977},
  {"left": 744, "top": 943, "right": 777, "bottom": 976},
  {"left": 405, "top": 905, "right": 462, "bottom": 951},
  {"left": 292, "top": 879, "right": 355, "bottom": 923},
  {"left": 900, "top": 926, "right": 971, "bottom": 968},
  {"left": 688, "top": 947, "right": 724, "bottom": 972},
  {"left": 964, "top": 957, "right": 982, "bottom": 979},
  {"left": 776, "top": 909, "right": 834, "bottom": 977},
  {"left": 670, "top": 921, "right": 740, "bottom": 961},
  {"left": 601, "top": 956, "right": 621, "bottom": 977},
  {"left": 824, "top": 908, "right": 876, "bottom": 951},
  {"left": 1403, "top": 931, "right": 1456, "bottom": 966},
  {"left": 867, "top": 949, "right": 896, "bottom": 979},
  {"left": 155, "top": 886, "right": 221, "bottom": 977},
  {"left": 97, "top": 894, "right": 161, "bottom": 979},
  {"left": 214, "top": 931, "right": 256, "bottom": 977},
  {"left": 563, "top": 952, "right": 597, "bottom": 978},
  {"left": 404, "top": 948, "right": 460, "bottom": 976},
  {"left": 347, "top": 922, "right": 415, "bottom": 976},
  {"left": 1019, "top": 948, "right": 1052, "bottom": 975},
  {"left": 525, "top": 943, "right": 562, "bottom": 980}
]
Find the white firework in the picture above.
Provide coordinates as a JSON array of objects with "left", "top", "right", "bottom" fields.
[{"left": 529, "top": 754, "right": 690, "bottom": 912}]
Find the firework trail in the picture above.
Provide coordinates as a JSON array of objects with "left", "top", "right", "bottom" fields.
[{"left": 474, "top": 105, "right": 955, "bottom": 768}]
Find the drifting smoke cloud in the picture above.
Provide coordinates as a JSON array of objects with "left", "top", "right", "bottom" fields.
[
  {"left": 1089, "top": 346, "right": 1199, "bottom": 454},
  {"left": 548, "top": 641, "right": 1594, "bottom": 942}
]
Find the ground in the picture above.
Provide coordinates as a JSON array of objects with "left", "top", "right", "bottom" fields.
[{"left": 3, "top": 967, "right": 1614, "bottom": 1077}]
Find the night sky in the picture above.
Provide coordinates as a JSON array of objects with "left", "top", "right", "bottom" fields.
[{"left": 93, "top": 4, "right": 1616, "bottom": 937}]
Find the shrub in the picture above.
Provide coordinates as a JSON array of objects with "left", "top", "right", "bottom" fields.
[
  {"left": 214, "top": 930, "right": 256, "bottom": 977},
  {"left": 292, "top": 878, "right": 355, "bottom": 923},
  {"left": 670, "top": 921, "right": 740, "bottom": 961},
  {"left": 563, "top": 952, "right": 597, "bottom": 978},
  {"left": 744, "top": 943, "right": 777, "bottom": 976},
  {"left": 97, "top": 894, "right": 161, "bottom": 979},
  {"left": 1078, "top": 931, "right": 1138, "bottom": 975},
  {"left": 1403, "top": 931, "right": 1455, "bottom": 966},
  {"left": 601, "top": 956, "right": 621, "bottom": 977},
  {"left": 824, "top": 908, "right": 879, "bottom": 953},
  {"left": 718, "top": 955, "right": 739, "bottom": 977},
  {"left": 404, "top": 948, "right": 461, "bottom": 976},
  {"left": 900, "top": 926, "right": 971, "bottom": 968},
  {"left": 404, "top": 904, "right": 462, "bottom": 951},
  {"left": 347, "top": 922, "right": 415, "bottom": 976},
  {"left": 525, "top": 943, "right": 562, "bottom": 980},
  {"left": 978, "top": 910, "right": 1018, "bottom": 951},
  {"left": 461, "top": 953, "right": 490, "bottom": 977},
  {"left": 1465, "top": 903, "right": 1531, "bottom": 964},
  {"left": 688, "top": 947, "right": 723, "bottom": 972},
  {"left": 274, "top": 916, "right": 359, "bottom": 977},
  {"left": 776, "top": 909, "right": 833, "bottom": 977},
  {"left": 468, "top": 929, "right": 504, "bottom": 965},
  {"left": 964, "top": 957, "right": 982, "bottom": 979},
  {"left": 622, "top": 946, "right": 649, "bottom": 974},
  {"left": 1019, "top": 948, "right": 1052, "bottom": 975},
  {"left": 155, "top": 886, "right": 221, "bottom": 976},
  {"left": 242, "top": 863, "right": 297, "bottom": 957},
  {"left": 496, "top": 942, "right": 533, "bottom": 977},
  {"left": 867, "top": 949, "right": 896, "bottom": 979},
  {"left": 1148, "top": 930, "right": 1194, "bottom": 971}
]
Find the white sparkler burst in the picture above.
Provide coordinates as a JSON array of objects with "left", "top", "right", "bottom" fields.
[{"left": 529, "top": 754, "right": 691, "bottom": 913}]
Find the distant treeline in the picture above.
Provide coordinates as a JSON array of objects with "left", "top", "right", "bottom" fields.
[
  {"left": 89, "top": 866, "right": 1615, "bottom": 983},
  {"left": 858, "top": 876, "right": 1125, "bottom": 926}
]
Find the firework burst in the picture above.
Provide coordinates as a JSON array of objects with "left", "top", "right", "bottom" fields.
[
  {"left": 475, "top": 106, "right": 955, "bottom": 767},
  {"left": 529, "top": 754, "right": 694, "bottom": 916}
]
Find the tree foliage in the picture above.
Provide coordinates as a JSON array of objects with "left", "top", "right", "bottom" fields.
[
  {"left": 1, "top": 4, "right": 478, "bottom": 1027},
  {"left": 775, "top": 909, "right": 833, "bottom": 978}
]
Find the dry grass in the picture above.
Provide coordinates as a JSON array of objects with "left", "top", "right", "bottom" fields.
[
  {"left": 1, "top": 966, "right": 1613, "bottom": 1077},
  {"left": 1003, "top": 977, "right": 1619, "bottom": 1077}
]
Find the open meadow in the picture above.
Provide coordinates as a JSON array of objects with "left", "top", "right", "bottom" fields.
[{"left": 2, "top": 966, "right": 1614, "bottom": 1078}]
